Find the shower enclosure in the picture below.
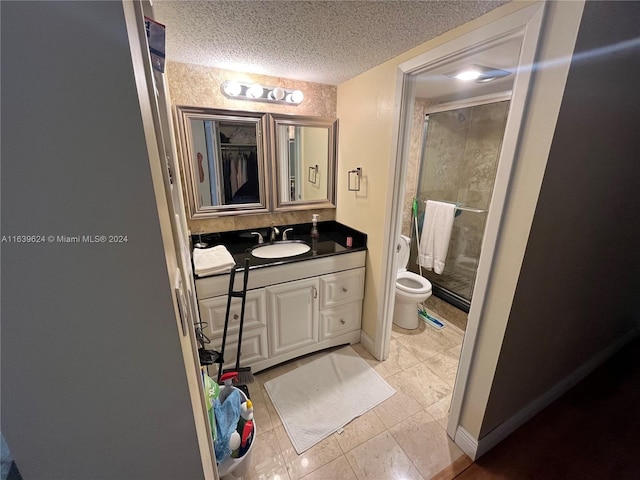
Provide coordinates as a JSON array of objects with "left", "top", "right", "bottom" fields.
[{"left": 411, "top": 101, "right": 510, "bottom": 311}]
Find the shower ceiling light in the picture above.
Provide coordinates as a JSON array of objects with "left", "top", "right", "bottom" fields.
[
  {"left": 444, "top": 64, "right": 512, "bottom": 83},
  {"left": 221, "top": 80, "right": 304, "bottom": 105}
]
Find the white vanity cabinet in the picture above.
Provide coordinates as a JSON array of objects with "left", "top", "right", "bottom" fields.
[{"left": 195, "top": 250, "right": 366, "bottom": 372}]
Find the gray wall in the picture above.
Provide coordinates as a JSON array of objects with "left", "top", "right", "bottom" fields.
[
  {"left": 1, "top": 2, "right": 204, "bottom": 478},
  {"left": 480, "top": 0, "right": 640, "bottom": 437}
]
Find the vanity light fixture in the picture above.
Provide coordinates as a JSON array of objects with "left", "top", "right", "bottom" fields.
[
  {"left": 444, "top": 64, "right": 511, "bottom": 83},
  {"left": 221, "top": 80, "right": 304, "bottom": 105}
]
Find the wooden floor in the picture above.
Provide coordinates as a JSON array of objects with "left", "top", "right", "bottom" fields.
[{"left": 454, "top": 336, "right": 640, "bottom": 479}]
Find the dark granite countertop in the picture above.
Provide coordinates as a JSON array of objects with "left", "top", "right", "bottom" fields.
[{"left": 192, "top": 220, "right": 367, "bottom": 278}]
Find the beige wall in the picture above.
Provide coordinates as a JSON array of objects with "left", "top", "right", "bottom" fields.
[
  {"left": 336, "top": 1, "right": 532, "bottom": 339},
  {"left": 301, "top": 127, "right": 329, "bottom": 201},
  {"left": 336, "top": 60, "right": 398, "bottom": 338},
  {"left": 167, "top": 61, "right": 337, "bottom": 233}
]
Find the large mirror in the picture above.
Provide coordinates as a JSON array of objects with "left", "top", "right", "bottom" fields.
[
  {"left": 270, "top": 114, "right": 337, "bottom": 211},
  {"left": 175, "top": 106, "right": 269, "bottom": 217}
]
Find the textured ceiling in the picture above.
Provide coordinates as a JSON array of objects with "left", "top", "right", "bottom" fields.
[{"left": 153, "top": 0, "right": 511, "bottom": 86}]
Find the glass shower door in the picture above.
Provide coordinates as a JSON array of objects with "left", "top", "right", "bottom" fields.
[{"left": 411, "top": 101, "right": 510, "bottom": 310}]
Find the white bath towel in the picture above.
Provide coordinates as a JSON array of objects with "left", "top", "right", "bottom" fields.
[
  {"left": 418, "top": 200, "right": 455, "bottom": 274},
  {"left": 193, "top": 245, "right": 235, "bottom": 276}
]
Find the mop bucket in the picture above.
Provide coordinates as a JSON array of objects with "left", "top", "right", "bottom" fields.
[{"left": 217, "top": 386, "right": 256, "bottom": 480}]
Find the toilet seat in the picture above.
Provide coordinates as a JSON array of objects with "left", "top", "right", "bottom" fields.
[{"left": 396, "top": 270, "right": 431, "bottom": 294}]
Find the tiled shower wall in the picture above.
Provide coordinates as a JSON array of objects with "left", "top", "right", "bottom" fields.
[
  {"left": 405, "top": 101, "right": 510, "bottom": 300},
  {"left": 402, "top": 98, "right": 434, "bottom": 237}
]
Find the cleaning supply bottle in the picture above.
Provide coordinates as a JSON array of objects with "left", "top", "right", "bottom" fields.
[
  {"left": 310, "top": 214, "right": 320, "bottom": 239},
  {"left": 218, "top": 371, "right": 238, "bottom": 404},
  {"left": 240, "top": 399, "right": 254, "bottom": 421}
]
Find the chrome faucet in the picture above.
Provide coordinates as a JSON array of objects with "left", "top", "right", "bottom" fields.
[
  {"left": 270, "top": 225, "right": 280, "bottom": 243},
  {"left": 250, "top": 231, "right": 264, "bottom": 244},
  {"left": 282, "top": 228, "right": 293, "bottom": 240}
]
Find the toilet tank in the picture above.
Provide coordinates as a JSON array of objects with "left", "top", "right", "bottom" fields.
[{"left": 397, "top": 235, "right": 411, "bottom": 270}]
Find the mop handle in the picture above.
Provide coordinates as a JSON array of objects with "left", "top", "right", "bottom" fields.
[{"left": 413, "top": 198, "right": 423, "bottom": 277}]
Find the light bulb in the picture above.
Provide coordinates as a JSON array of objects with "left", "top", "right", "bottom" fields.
[
  {"left": 454, "top": 69, "right": 482, "bottom": 81},
  {"left": 270, "top": 87, "right": 285, "bottom": 101},
  {"left": 290, "top": 90, "right": 304, "bottom": 104},
  {"left": 223, "top": 81, "right": 241, "bottom": 96},
  {"left": 247, "top": 83, "right": 264, "bottom": 98}
]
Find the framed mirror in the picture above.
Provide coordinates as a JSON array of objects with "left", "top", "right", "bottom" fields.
[
  {"left": 269, "top": 114, "right": 338, "bottom": 211},
  {"left": 175, "top": 106, "right": 269, "bottom": 218}
]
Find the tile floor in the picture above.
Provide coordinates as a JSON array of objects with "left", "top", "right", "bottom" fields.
[{"left": 243, "top": 306, "right": 470, "bottom": 480}]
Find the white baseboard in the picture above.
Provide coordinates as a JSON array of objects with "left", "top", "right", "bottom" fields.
[
  {"left": 454, "top": 426, "right": 479, "bottom": 460},
  {"left": 359, "top": 329, "right": 376, "bottom": 358},
  {"left": 474, "top": 328, "right": 640, "bottom": 459}
]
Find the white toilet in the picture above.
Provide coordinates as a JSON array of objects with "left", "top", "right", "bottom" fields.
[{"left": 393, "top": 235, "right": 432, "bottom": 329}]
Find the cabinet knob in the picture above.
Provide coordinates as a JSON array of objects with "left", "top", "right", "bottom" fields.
[
  {"left": 340, "top": 319, "right": 345, "bottom": 325},
  {"left": 233, "top": 314, "right": 239, "bottom": 320},
  {"left": 342, "top": 287, "right": 348, "bottom": 293}
]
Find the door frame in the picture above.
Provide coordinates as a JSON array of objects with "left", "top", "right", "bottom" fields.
[
  {"left": 375, "top": 1, "right": 546, "bottom": 452},
  {"left": 124, "top": 1, "right": 218, "bottom": 477}
]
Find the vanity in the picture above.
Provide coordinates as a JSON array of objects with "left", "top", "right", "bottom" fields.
[
  {"left": 193, "top": 221, "right": 366, "bottom": 373},
  {"left": 175, "top": 105, "right": 363, "bottom": 373}
]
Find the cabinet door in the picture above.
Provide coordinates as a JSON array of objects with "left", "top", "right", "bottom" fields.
[{"left": 267, "top": 278, "right": 319, "bottom": 357}]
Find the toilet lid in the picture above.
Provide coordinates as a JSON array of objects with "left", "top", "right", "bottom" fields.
[{"left": 396, "top": 271, "right": 432, "bottom": 294}]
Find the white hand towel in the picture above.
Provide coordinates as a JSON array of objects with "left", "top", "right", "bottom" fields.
[
  {"left": 418, "top": 200, "right": 455, "bottom": 274},
  {"left": 193, "top": 245, "right": 236, "bottom": 276}
]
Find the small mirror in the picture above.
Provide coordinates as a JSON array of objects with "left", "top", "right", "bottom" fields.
[
  {"left": 270, "top": 114, "right": 337, "bottom": 211},
  {"left": 175, "top": 106, "right": 269, "bottom": 218}
]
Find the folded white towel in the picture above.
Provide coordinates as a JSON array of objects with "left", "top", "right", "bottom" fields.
[
  {"left": 418, "top": 200, "right": 455, "bottom": 274},
  {"left": 193, "top": 245, "right": 235, "bottom": 276}
]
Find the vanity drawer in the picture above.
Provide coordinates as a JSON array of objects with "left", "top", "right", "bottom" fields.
[
  {"left": 199, "top": 289, "right": 266, "bottom": 338},
  {"left": 320, "top": 267, "right": 365, "bottom": 309},
  {"left": 319, "top": 302, "right": 362, "bottom": 340}
]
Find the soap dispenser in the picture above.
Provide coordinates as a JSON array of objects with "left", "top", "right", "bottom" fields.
[{"left": 310, "top": 214, "right": 320, "bottom": 239}]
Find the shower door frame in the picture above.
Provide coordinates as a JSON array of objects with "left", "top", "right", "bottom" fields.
[
  {"left": 376, "top": 2, "right": 546, "bottom": 458},
  {"left": 419, "top": 92, "right": 512, "bottom": 312}
]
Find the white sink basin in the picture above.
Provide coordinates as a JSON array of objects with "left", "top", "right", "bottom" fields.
[{"left": 251, "top": 241, "right": 311, "bottom": 259}]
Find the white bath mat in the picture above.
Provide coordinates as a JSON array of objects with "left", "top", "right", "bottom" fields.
[{"left": 264, "top": 345, "right": 396, "bottom": 453}]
